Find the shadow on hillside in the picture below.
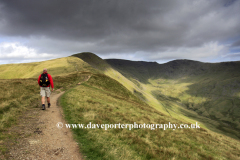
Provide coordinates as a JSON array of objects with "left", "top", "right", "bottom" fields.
[{"left": 182, "top": 78, "right": 240, "bottom": 139}]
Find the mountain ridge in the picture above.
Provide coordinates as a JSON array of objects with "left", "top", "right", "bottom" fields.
[{"left": 72, "top": 52, "right": 240, "bottom": 140}]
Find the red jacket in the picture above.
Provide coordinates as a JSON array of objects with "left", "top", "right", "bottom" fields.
[{"left": 38, "top": 73, "right": 54, "bottom": 88}]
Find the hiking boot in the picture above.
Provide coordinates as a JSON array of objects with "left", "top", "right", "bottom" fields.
[
  {"left": 48, "top": 103, "right": 51, "bottom": 108},
  {"left": 42, "top": 104, "right": 45, "bottom": 110}
]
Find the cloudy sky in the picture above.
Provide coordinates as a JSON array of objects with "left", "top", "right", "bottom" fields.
[{"left": 0, "top": 0, "right": 240, "bottom": 64}]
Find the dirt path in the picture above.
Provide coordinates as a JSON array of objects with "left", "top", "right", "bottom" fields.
[{"left": 8, "top": 91, "right": 84, "bottom": 160}]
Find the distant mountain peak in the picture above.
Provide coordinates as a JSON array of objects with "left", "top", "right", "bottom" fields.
[{"left": 72, "top": 52, "right": 101, "bottom": 59}]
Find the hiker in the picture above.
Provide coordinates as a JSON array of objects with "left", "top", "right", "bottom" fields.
[{"left": 38, "top": 68, "right": 54, "bottom": 110}]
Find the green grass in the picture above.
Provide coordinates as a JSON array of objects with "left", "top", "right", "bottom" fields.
[
  {"left": 0, "top": 78, "right": 40, "bottom": 155},
  {"left": 60, "top": 73, "right": 240, "bottom": 160}
]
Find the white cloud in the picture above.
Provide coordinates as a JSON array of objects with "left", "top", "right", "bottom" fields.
[{"left": 0, "top": 42, "right": 58, "bottom": 64}]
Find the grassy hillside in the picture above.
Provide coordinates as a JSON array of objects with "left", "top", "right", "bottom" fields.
[
  {"left": 106, "top": 59, "right": 161, "bottom": 83},
  {"left": 72, "top": 53, "right": 171, "bottom": 116},
  {"left": 106, "top": 59, "right": 240, "bottom": 139},
  {"left": 0, "top": 56, "right": 96, "bottom": 79},
  {"left": 72, "top": 53, "right": 140, "bottom": 94},
  {"left": 60, "top": 73, "right": 240, "bottom": 159}
]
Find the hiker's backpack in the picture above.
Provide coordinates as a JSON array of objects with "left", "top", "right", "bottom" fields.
[{"left": 40, "top": 73, "right": 50, "bottom": 87}]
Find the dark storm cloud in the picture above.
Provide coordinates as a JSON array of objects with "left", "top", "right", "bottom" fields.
[
  {"left": 0, "top": 0, "right": 240, "bottom": 63},
  {"left": 0, "top": 0, "right": 160, "bottom": 39}
]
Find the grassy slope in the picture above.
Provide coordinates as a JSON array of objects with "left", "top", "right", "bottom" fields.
[
  {"left": 72, "top": 53, "right": 168, "bottom": 115},
  {"left": 106, "top": 59, "right": 240, "bottom": 140},
  {"left": 0, "top": 56, "right": 95, "bottom": 79},
  {"left": 60, "top": 73, "right": 240, "bottom": 160},
  {"left": 72, "top": 53, "right": 139, "bottom": 92}
]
